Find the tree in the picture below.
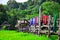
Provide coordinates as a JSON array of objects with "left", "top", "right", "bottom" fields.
[
  {"left": 6, "top": 9, "right": 17, "bottom": 29},
  {"left": 0, "top": 4, "right": 8, "bottom": 24},
  {"left": 41, "top": 1, "right": 60, "bottom": 16},
  {"left": 7, "top": 0, "right": 19, "bottom": 10}
]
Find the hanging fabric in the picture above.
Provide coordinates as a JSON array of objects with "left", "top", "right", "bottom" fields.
[
  {"left": 30, "top": 18, "right": 35, "bottom": 25},
  {"left": 34, "top": 17, "right": 38, "bottom": 25}
]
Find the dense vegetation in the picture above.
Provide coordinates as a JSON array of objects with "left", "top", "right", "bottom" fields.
[
  {"left": 0, "top": 0, "right": 60, "bottom": 29},
  {"left": 41, "top": 1, "right": 60, "bottom": 16}
]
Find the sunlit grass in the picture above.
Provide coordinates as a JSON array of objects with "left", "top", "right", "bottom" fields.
[{"left": 0, "top": 30, "right": 57, "bottom": 40}]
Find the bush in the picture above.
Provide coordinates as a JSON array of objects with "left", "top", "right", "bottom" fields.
[{"left": 2, "top": 26, "right": 6, "bottom": 30}]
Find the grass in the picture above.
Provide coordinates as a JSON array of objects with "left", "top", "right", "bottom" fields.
[
  {"left": 0, "top": 30, "right": 58, "bottom": 40},
  {"left": 50, "top": 35, "right": 58, "bottom": 40}
]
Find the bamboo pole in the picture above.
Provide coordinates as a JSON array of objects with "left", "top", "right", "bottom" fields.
[{"left": 38, "top": 6, "right": 41, "bottom": 35}]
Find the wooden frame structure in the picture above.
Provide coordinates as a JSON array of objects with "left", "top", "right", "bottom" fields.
[{"left": 0, "top": 21, "right": 10, "bottom": 30}]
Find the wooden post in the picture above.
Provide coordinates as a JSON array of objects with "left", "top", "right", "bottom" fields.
[
  {"left": 47, "top": 15, "right": 51, "bottom": 37},
  {"left": 38, "top": 6, "right": 41, "bottom": 35},
  {"left": 58, "top": 13, "right": 60, "bottom": 40}
]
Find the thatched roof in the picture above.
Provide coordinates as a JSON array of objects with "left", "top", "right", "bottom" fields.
[{"left": 0, "top": 21, "right": 10, "bottom": 26}]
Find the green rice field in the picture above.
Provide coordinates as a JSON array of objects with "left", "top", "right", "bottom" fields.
[{"left": 0, "top": 30, "right": 58, "bottom": 40}]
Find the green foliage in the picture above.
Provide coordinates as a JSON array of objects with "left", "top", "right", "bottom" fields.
[
  {"left": 25, "top": 5, "right": 39, "bottom": 19},
  {"left": 42, "top": 11, "right": 49, "bottom": 15},
  {"left": 26, "top": 14, "right": 38, "bottom": 19},
  {"left": 6, "top": 9, "right": 17, "bottom": 29},
  {"left": 7, "top": 0, "right": 19, "bottom": 10},
  {"left": 41, "top": 1, "right": 60, "bottom": 15},
  {"left": 0, "top": 4, "right": 8, "bottom": 24},
  {"left": 2, "top": 26, "right": 6, "bottom": 30}
]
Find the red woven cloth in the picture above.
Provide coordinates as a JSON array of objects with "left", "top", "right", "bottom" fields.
[{"left": 41, "top": 15, "right": 49, "bottom": 25}]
